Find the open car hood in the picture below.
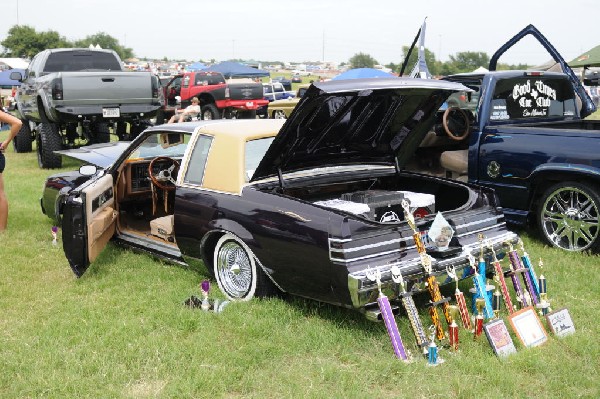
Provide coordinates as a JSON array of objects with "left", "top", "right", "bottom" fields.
[
  {"left": 54, "top": 141, "right": 131, "bottom": 169},
  {"left": 251, "top": 78, "right": 471, "bottom": 182}
]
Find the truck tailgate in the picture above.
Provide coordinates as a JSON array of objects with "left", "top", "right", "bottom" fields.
[{"left": 60, "top": 72, "right": 153, "bottom": 105}]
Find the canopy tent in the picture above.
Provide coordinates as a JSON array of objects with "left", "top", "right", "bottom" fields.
[
  {"left": 0, "top": 68, "right": 25, "bottom": 87},
  {"left": 332, "top": 68, "right": 396, "bottom": 80},
  {"left": 203, "top": 61, "right": 269, "bottom": 78},
  {"left": 569, "top": 45, "right": 600, "bottom": 68},
  {"left": 186, "top": 62, "right": 207, "bottom": 71}
]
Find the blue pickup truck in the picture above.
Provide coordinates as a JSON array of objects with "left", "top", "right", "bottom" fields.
[{"left": 405, "top": 25, "right": 600, "bottom": 253}]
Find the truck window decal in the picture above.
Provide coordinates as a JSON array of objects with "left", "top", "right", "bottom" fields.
[{"left": 490, "top": 77, "right": 576, "bottom": 121}]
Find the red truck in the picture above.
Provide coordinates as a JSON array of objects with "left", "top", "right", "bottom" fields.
[{"left": 157, "top": 71, "right": 267, "bottom": 123}]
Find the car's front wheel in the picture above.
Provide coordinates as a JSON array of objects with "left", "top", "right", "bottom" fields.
[
  {"left": 537, "top": 181, "right": 600, "bottom": 252},
  {"left": 213, "top": 233, "right": 275, "bottom": 301}
]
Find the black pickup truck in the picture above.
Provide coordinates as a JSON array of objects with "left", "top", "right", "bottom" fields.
[{"left": 406, "top": 25, "right": 600, "bottom": 253}]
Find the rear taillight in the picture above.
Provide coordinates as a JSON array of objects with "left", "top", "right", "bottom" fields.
[
  {"left": 225, "top": 86, "right": 230, "bottom": 99},
  {"left": 52, "top": 78, "right": 63, "bottom": 100},
  {"left": 151, "top": 75, "right": 159, "bottom": 99}
]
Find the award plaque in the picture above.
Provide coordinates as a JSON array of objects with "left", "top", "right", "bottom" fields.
[
  {"left": 483, "top": 319, "right": 517, "bottom": 357},
  {"left": 508, "top": 307, "right": 548, "bottom": 348},
  {"left": 545, "top": 308, "right": 575, "bottom": 338}
]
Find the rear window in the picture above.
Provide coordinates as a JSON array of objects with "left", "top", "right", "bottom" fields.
[
  {"left": 194, "top": 73, "right": 225, "bottom": 86},
  {"left": 43, "top": 51, "right": 122, "bottom": 72},
  {"left": 245, "top": 137, "right": 275, "bottom": 181},
  {"left": 490, "top": 76, "right": 577, "bottom": 121}
]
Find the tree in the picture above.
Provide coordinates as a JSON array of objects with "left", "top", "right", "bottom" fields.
[
  {"left": 349, "top": 53, "right": 378, "bottom": 69},
  {"left": 73, "top": 32, "right": 133, "bottom": 60},
  {"left": 1, "top": 25, "right": 71, "bottom": 58},
  {"left": 446, "top": 51, "right": 490, "bottom": 74}
]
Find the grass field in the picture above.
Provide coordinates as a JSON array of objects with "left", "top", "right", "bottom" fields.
[{"left": 0, "top": 125, "right": 599, "bottom": 398}]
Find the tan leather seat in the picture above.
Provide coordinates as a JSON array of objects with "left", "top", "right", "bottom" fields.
[
  {"left": 150, "top": 215, "right": 174, "bottom": 241},
  {"left": 440, "top": 149, "right": 468, "bottom": 175}
]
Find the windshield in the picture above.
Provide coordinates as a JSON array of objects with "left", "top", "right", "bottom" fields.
[
  {"left": 245, "top": 137, "right": 275, "bottom": 181},
  {"left": 127, "top": 132, "right": 192, "bottom": 160}
]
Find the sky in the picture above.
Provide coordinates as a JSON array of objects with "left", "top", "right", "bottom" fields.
[{"left": 1, "top": 0, "right": 599, "bottom": 67}]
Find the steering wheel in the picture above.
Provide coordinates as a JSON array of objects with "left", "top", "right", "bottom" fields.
[
  {"left": 148, "top": 156, "right": 180, "bottom": 191},
  {"left": 442, "top": 107, "right": 470, "bottom": 141}
]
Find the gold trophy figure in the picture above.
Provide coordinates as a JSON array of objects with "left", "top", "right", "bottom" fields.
[
  {"left": 448, "top": 305, "right": 460, "bottom": 351},
  {"left": 402, "top": 200, "right": 451, "bottom": 341}
]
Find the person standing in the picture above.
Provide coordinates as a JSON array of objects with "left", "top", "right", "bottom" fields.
[{"left": 0, "top": 110, "right": 23, "bottom": 231}]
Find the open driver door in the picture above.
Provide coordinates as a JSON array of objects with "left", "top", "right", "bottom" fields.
[{"left": 62, "top": 174, "right": 117, "bottom": 277}]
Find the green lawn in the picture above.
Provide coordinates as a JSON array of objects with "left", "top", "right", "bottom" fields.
[{"left": 0, "top": 129, "right": 599, "bottom": 398}]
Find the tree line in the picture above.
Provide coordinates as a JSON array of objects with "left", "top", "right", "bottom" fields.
[{"left": 1, "top": 25, "right": 529, "bottom": 75}]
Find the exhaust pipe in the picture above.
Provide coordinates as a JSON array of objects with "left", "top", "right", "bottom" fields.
[{"left": 364, "top": 303, "right": 400, "bottom": 322}]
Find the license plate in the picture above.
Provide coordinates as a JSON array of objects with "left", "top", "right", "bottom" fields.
[
  {"left": 102, "top": 108, "right": 120, "bottom": 118},
  {"left": 245, "top": 101, "right": 254, "bottom": 108}
]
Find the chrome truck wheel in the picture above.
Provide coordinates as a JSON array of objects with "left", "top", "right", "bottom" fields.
[{"left": 538, "top": 182, "right": 600, "bottom": 252}]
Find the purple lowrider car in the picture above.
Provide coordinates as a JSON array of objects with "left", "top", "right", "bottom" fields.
[{"left": 41, "top": 78, "right": 518, "bottom": 319}]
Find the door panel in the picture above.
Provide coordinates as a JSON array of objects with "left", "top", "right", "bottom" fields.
[
  {"left": 62, "top": 174, "right": 115, "bottom": 276},
  {"left": 85, "top": 174, "right": 117, "bottom": 263}
]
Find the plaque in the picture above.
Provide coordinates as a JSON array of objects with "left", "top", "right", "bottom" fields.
[
  {"left": 545, "top": 308, "right": 575, "bottom": 338},
  {"left": 483, "top": 319, "right": 517, "bottom": 357},
  {"left": 508, "top": 307, "right": 548, "bottom": 348}
]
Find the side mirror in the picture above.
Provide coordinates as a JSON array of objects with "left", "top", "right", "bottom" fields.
[
  {"left": 79, "top": 164, "right": 98, "bottom": 176},
  {"left": 9, "top": 71, "right": 23, "bottom": 82}
]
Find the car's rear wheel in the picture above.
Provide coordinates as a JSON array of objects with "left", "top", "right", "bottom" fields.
[
  {"left": 37, "top": 122, "right": 62, "bottom": 169},
  {"left": 537, "top": 181, "right": 600, "bottom": 252},
  {"left": 13, "top": 119, "right": 33, "bottom": 153},
  {"left": 201, "top": 104, "right": 220, "bottom": 120},
  {"left": 213, "top": 233, "right": 275, "bottom": 301},
  {"left": 272, "top": 110, "right": 287, "bottom": 119}
]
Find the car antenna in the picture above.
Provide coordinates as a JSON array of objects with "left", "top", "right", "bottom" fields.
[{"left": 277, "top": 167, "right": 286, "bottom": 192}]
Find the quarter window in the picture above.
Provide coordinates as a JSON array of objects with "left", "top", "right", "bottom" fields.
[{"left": 184, "top": 135, "right": 213, "bottom": 185}]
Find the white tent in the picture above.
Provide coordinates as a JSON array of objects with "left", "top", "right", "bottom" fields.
[
  {"left": 0, "top": 58, "right": 29, "bottom": 70},
  {"left": 472, "top": 66, "right": 489, "bottom": 73}
]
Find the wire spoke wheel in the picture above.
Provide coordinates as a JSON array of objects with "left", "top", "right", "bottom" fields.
[
  {"left": 214, "top": 234, "right": 257, "bottom": 300},
  {"left": 539, "top": 182, "right": 600, "bottom": 251}
]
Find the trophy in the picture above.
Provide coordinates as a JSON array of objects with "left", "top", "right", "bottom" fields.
[
  {"left": 467, "top": 253, "right": 494, "bottom": 320},
  {"left": 519, "top": 239, "right": 541, "bottom": 298},
  {"left": 504, "top": 241, "right": 529, "bottom": 309},
  {"left": 200, "top": 280, "right": 211, "bottom": 311},
  {"left": 536, "top": 259, "right": 551, "bottom": 316},
  {"left": 448, "top": 305, "right": 460, "bottom": 351},
  {"left": 446, "top": 265, "right": 472, "bottom": 330},
  {"left": 391, "top": 266, "right": 429, "bottom": 353},
  {"left": 51, "top": 226, "right": 58, "bottom": 246},
  {"left": 402, "top": 200, "right": 451, "bottom": 341},
  {"left": 474, "top": 297, "right": 486, "bottom": 339},
  {"left": 492, "top": 289, "right": 502, "bottom": 319},
  {"left": 509, "top": 242, "right": 538, "bottom": 306},
  {"left": 427, "top": 325, "right": 444, "bottom": 366},
  {"left": 366, "top": 268, "right": 409, "bottom": 361},
  {"left": 489, "top": 243, "right": 515, "bottom": 315}
]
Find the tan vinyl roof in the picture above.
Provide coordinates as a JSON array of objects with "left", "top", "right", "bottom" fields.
[{"left": 199, "top": 119, "right": 285, "bottom": 194}]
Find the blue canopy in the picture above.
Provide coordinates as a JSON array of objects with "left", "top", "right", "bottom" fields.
[
  {"left": 186, "top": 62, "right": 207, "bottom": 71},
  {"left": 332, "top": 68, "right": 396, "bottom": 80},
  {"left": 203, "top": 61, "right": 269, "bottom": 78},
  {"left": 0, "top": 69, "right": 24, "bottom": 87}
]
